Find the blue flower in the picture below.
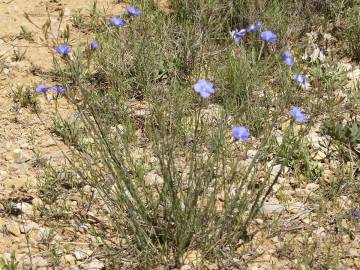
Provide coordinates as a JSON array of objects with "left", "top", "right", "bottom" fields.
[
  {"left": 246, "top": 22, "right": 262, "bottom": 33},
  {"left": 50, "top": 85, "right": 65, "bottom": 94},
  {"left": 56, "top": 45, "right": 71, "bottom": 56},
  {"left": 194, "top": 79, "right": 215, "bottom": 98},
  {"left": 90, "top": 41, "right": 100, "bottom": 50},
  {"left": 260, "top": 31, "right": 277, "bottom": 43},
  {"left": 289, "top": 106, "right": 307, "bottom": 122},
  {"left": 292, "top": 74, "right": 308, "bottom": 86},
  {"left": 229, "top": 29, "right": 246, "bottom": 44},
  {"left": 36, "top": 84, "right": 50, "bottom": 93},
  {"left": 110, "top": 17, "right": 126, "bottom": 27},
  {"left": 246, "top": 24, "right": 256, "bottom": 33},
  {"left": 127, "top": 6, "right": 141, "bottom": 16},
  {"left": 232, "top": 126, "right": 250, "bottom": 141},
  {"left": 282, "top": 50, "right": 294, "bottom": 67},
  {"left": 352, "top": 210, "right": 360, "bottom": 219},
  {"left": 255, "top": 22, "right": 262, "bottom": 31}
]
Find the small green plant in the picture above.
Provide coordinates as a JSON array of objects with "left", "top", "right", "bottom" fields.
[
  {"left": 52, "top": 117, "right": 82, "bottom": 147},
  {"left": 16, "top": 26, "right": 34, "bottom": 42},
  {"left": 12, "top": 85, "right": 39, "bottom": 112},
  {"left": 72, "top": 9, "right": 83, "bottom": 27},
  {"left": 0, "top": 252, "right": 19, "bottom": 270},
  {"left": 286, "top": 140, "right": 324, "bottom": 180},
  {"left": 321, "top": 121, "right": 360, "bottom": 147},
  {"left": 344, "top": 7, "right": 360, "bottom": 60}
]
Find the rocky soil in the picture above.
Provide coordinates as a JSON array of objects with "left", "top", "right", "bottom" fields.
[
  {"left": 0, "top": 1, "right": 121, "bottom": 269},
  {"left": 0, "top": 0, "right": 359, "bottom": 269}
]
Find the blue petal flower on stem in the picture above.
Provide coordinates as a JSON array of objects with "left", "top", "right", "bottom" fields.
[
  {"left": 292, "top": 74, "right": 308, "bottom": 86},
  {"left": 90, "top": 41, "right": 100, "bottom": 50},
  {"left": 352, "top": 210, "right": 360, "bottom": 219},
  {"left": 255, "top": 22, "right": 262, "bottom": 31},
  {"left": 50, "top": 86, "right": 65, "bottom": 94},
  {"left": 282, "top": 50, "right": 294, "bottom": 67},
  {"left": 56, "top": 45, "right": 71, "bottom": 56},
  {"left": 289, "top": 106, "right": 307, "bottom": 122},
  {"left": 246, "top": 22, "right": 262, "bottom": 33},
  {"left": 232, "top": 126, "right": 250, "bottom": 141},
  {"left": 194, "top": 79, "right": 215, "bottom": 98},
  {"left": 246, "top": 24, "right": 256, "bottom": 33},
  {"left": 229, "top": 29, "right": 246, "bottom": 44},
  {"left": 36, "top": 84, "right": 49, "bottom": 93},
  {"left": 127, "top": 6, "right": 141, "bottom": 16},
  {"left": 110, "top": 17, "right": 126, "bottom": 27},
  {"left": 260, "top": 31, "right": 277, "bottom": 43}
]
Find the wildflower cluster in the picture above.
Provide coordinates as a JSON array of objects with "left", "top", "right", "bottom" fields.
[
  {"left": 37, "top": 6, "right": 142, "bottom": 97},
  {"left": 229, "top": 22, "right": 279, "bottom": 45},
  {"left": 229, "top": 22, "right": 308, "bottom": 87},
  {"left": 110, "top": 6, "right": 141, "bottom": 27},
  {"left": 36, "top": 3, "right": 335, "bottom": 265},
  {"left": 194, "top": 22, "right": 310, "bottom": 141},
  {"left": 36, "top": 84, "right": 65, "bottom": 94},
  {"left": 229, "top": 22, "right": 262, "bottom": 44}
]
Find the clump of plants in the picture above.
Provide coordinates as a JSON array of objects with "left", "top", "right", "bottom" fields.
[{"left": 32, "top": 0, "right": 358, "bottom": 268}]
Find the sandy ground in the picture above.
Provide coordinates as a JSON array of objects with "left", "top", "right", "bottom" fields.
[{"left": 0, "top": 1, "right": 116, "bottom": 269}]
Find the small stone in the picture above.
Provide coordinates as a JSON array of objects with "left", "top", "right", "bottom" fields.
[
  {"left": 64, "top": 254, "right": 76, "bottom": 265},
  {"left": 308, "top": 131, "right": 321, "bottom": 148},
  {"left": 13, "top": 149, "right": 31, "bottom": 164},
  {"left": 68, "top": 112, "right": 81, "bottom": 121},
  {"left": 41, "top": 139, "right": 57, "bottom": 148},
  {"left": 82, "top": 137, "right": 94, "bottom": 144},
  {"left": 270, "top": 164, "right": 282, "bottom": 177},
  {"left": 74, "top": 249, "right": 92, "bottom": 261},
  {"left": 32, "top": 197, "right": 43, "bottom": 207},
  {"left": 111, "top": 124, "right": 125, "bottom": 136},
  {"left": 287, "top": 202, "right": 306, "bottom": 214},
  {"left": 6, "top": 222, "right": 21, "bottom": 236},
  {"left": 144, "top": 172, "right": 163, "bottom": 186},
  {"left": 260, "top": 202, "right": 284, "bottom": 216},
  {"left": 16, "top": 202, "right": 33, "bottom": 216},
  {"left": 313, "top": 227, "right": 326, "bottom": 239},
  {"left": 347, "top": 69, "right": 360, "bottom": 80},
  {"left": 180, "top": 265, "right": 191, "bottom": 270},
  {"left": 35, "top": 227, "right": 52, "bottom": 242},
  {"left": 32, "top": 256, "right": 47, "bottom": 267},
  {"left": 339, "top": 196, "right": 352, "bottom": 209},
  {"left": 338, "top": 62, "right": 352, "bottom": 72},
  {"left": 20, "top": 143, "right": 30, "bottom": 150},
  {"left": 294, "top": 188, "right": 307, "bottom": 198},
  {"left": 247, "top": 149, "right": 257, "bottom": 159},
  {"left": 349, "top": 248, "right": 359, "bottom": 257},
  {"left": 254, "top": 218, "right": 263, "bottom": 225},
  {"left": 313, "top": 150, "right": 326, "bottom": 161},
  {"left": 84, "top": 259, "right": 105, "bottom": 269},
  {"left": 20, "top": 222, "right": 39, "bottom": 234},
  {"left": 43, "top": 151, "right": 66, "bottom": 160},
  {"left": 305, "top": 183, "right": 319, "bottom": 193},
  {"left": 83, "top": 185, "right": 92, "bottom": 193},
  {"left": 183, "top": 250, "right": 203, "bottom": 267}
]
